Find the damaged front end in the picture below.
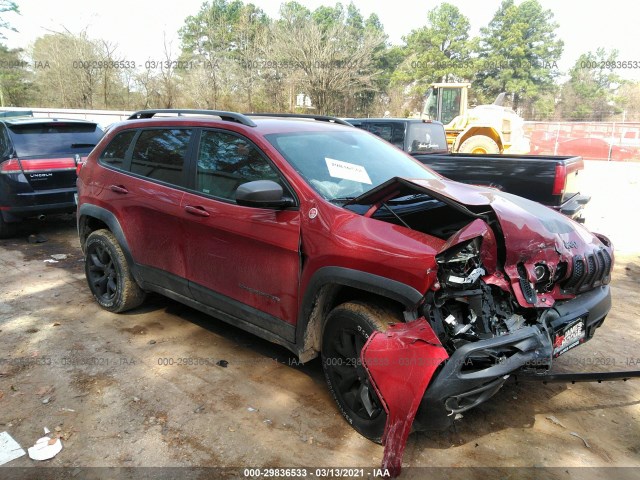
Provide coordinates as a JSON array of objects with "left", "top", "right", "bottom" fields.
[
  {"left": 347, "top": 177, "right": 613, "bottom": 432},
  {"left": 418, "top": 227, "right": 612, "bottom": 430}
]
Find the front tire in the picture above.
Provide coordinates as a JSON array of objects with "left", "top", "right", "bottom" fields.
[
  {"left": 321, "top": 301, "right": 399, "bottom": 443},
  {"left": 84, "top": 229, "right": 145, "bottom": 312}
]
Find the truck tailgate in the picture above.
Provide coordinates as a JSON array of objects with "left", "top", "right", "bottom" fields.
[{"left": 414, "top": 153, "right": 584, "bottom": 209}]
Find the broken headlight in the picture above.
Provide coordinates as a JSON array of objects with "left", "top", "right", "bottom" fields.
[{"left": 436, "top": 238, "right": 485, "bottom": 289}]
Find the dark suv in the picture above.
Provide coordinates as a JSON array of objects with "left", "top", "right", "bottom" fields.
[
  {"left": 0, "top": 112, "right": 104, "bottom": 237},
  {"left": 77, "top": 110, "right": 613, "bottom": 454}
]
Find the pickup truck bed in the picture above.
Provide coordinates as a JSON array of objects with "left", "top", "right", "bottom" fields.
[
  {"left": 346, "top": 118, "right": 590, "bottom": 221},
  {"left": 414, "top": 152, "right": 589, "bottom": 220}
]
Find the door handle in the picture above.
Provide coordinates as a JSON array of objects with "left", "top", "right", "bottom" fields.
[
  {"left": 109, "top": 185, "right": 129, "bottom": 194},
  {"left": 184, "top": 205, "right": 210, "bottom": 217}
]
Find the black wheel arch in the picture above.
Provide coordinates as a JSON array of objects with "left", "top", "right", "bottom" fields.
[
  {"left": 78, "top": 204, "right": 138, "bottom": 281},
  {"left": 295, "top": 267, "right": 423, "bottom": 362}
]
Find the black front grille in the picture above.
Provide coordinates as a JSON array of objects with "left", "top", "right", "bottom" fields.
[
  {"left": 583, "top": 254, "right": 596, "bottom": 286},
  {"left": 562, "top": 248, "right": 612, "bottom": 294},
  {"left": 563, "top": 256, "right": 584, "bottom": 290},
  {"left": 601, "top": 249, "right": 612, "bottom": 276}
]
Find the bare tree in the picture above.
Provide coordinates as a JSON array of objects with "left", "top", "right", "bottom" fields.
[
  {"left": 157, "top": 34, "right": 179, "bottom": 108},
  {"left": 99, "top": 39, "right": 121, "bottom": 109},
  {"left": 29, "top": 29, "right": 119, "bottom": 108},
  {"left": 134, "top": 67, "right": 161, "bottom": 109},
  {"left": 270, "top": 14, "right": 383, "bottom": 114}
]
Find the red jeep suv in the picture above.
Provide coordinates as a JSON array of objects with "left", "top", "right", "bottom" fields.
[{"left": 77, "top": 110, "right": 613, "bottom": 447}]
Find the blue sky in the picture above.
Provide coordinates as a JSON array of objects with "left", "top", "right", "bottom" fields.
[{"left": 5, "top": 0, "right": 639, "bottom": 80}]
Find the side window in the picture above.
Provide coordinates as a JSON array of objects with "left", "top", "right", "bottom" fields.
[
  {"left": 440, "top": 88, "right": 461, "bottom": 125},
  {"left": 99, "top": 130, "right": 136, "bottom": 170},
  {"left": 368, "top": 122, "right": 393, "bottom": 142},
  {"left": 131, "top": 129, "right": 191, "bottom": 186},
  {"left": 349, "top": 121, "right": 368, "bottom": 132},
  {"left": 369, "top": 122, "right": 405, "bottom": 149},
  {"left": 0, "top": 125, "right": 11, "bottom": 159},
  {"left": 196, "top": 131, "right": 282, "bottom": 202}
]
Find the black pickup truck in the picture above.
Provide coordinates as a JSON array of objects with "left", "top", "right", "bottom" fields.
[{"left": 346, "top": 118, "right": 589, "bottom": 221}]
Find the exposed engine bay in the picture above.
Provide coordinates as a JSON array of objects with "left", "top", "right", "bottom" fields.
[{"left": 431, "top": 248, "right": 528, "bottom": 359}]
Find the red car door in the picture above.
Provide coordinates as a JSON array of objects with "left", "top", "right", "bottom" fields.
[
  {"left": 97, "top": 128, "right": 193, "bottom": 296},
  {"left": 181, "top": 129, "right": 301, "bottom": 340}
]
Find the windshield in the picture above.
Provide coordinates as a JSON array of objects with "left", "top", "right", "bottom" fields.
[
  {"left": 266, "top": 130, "right": 437, "bottom": 201},
  {"left": 8, "top": 122, "right": 104, "bottom": 157}
]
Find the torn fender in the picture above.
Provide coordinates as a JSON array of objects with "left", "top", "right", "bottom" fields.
[{"left": 361, "top": 318, "right": 449, "bottom": 477}]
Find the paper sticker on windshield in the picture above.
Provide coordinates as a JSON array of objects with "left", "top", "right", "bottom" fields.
[{"left": 325, "top": 158, "right": 372, "bottom": 184}]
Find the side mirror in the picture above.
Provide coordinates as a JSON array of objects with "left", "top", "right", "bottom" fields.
[{"left": 235, "top": 180, "right": 295, "bottom": 209}]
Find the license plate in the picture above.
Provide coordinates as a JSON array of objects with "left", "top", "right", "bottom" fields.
[
  {"left": 74, "top": 193, "right": 78, "bottom": 205},
  {"left": 553, "top": 316, "right": 586, "bottom": 357}
]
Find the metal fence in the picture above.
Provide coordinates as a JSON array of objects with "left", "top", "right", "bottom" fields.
[
  {"left": 0, "top": 107, "right": 132, "bottom": 129},
  {"left": 525, "top": 121, "right": 640, "bottom": 161}
]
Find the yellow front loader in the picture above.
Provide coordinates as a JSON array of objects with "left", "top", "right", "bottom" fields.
[{"left": 421, "top": 82, "right": 530, "bottom": 154}]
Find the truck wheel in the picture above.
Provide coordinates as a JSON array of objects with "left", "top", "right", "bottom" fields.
[
  {"left": 0, "top": 215, "right": 17, "bottom": 239},
  {"left": 459, "top": 135, "right": 500, "bottom": 154},
  {"left": 321, "top": 301, "right": 399, "bottom": 443},
  {"left": 84, "top": 229, "right": 145, "bottom": 313}
]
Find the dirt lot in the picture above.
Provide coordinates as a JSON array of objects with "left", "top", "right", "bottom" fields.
[{"left": 1, "top": 161, "right": 639, "bottom": 479}]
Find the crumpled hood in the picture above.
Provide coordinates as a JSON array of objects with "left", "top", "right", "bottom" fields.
[{"left": 348, "top": 177, "right": 613, "bottom": 306}]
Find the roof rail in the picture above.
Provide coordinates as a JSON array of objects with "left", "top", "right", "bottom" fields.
[
  {"left": 244, "top": 113, "right": 352, "bottom": 126},
  {"left": 127, "top": 109, "right": 257, "bottom": 127}
]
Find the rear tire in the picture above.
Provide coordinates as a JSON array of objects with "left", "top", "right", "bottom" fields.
[
  {"left": 321, "top": 301, "right": 400, "bottom": 443},
  {"left": 459, "top": 135, "right": 500, "bottom": 154},
  {"left": 84, "top": 229, "right": 145, "bottom": 312}
]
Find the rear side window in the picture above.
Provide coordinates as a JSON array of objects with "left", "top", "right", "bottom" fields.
[
  {"left": 0, "top": 126, "right": 11, "bottom": 159},
  {"left": 366, "top": 122, "right": 405, "bottom": 149},
  {"left": 99, "top": 130, "right": 136, "bottom": 169},
  {"left": 348, "top": 121, "right": 367, "bottom": 131},
  {"left": 131, "top": 129, "right": 191, "bottom": 186},
  {"left": 7, "top": 122, "right": 104, "bottom": 158}
]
